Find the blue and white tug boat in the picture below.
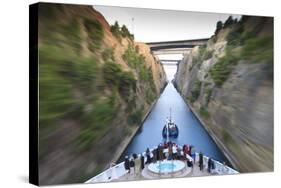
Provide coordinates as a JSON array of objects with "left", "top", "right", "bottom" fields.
[{"left": 162, "top": 109, "right": 179, "bottom": 138}]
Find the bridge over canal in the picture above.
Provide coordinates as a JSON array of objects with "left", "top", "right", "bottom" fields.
[{"left": 146, "top": 38, "right": 209, "bottom": 64}]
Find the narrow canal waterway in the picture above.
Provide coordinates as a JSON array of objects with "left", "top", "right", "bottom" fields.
[{"left": 119, "top": 65, "right": 228, "bottom": 163}]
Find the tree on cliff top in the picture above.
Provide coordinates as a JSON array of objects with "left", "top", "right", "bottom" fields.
[
  {"left": 121, "top": 24, "right": 134, "bottom": 40},
  {"left": 121, "top": 25, "right": 130, "bottom": 37},
  {"left": 215, "top": 21, "right": 223, "bottom": 35},
  {"left": 110, "top": 21, "right": 134, "bottom": 41},
  {"left": 110, "top": 21, "right": 122, "bottom": 40},
  {"left": 223, "top": 16, "right": 234, "bottom": 28}
]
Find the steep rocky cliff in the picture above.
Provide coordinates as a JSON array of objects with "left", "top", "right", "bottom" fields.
[
  {"left": 175, "top": 16, "right": 273, "bottom": 172},
  {"left": 38, "top": 3, "right": 166, "bottom": 185}
]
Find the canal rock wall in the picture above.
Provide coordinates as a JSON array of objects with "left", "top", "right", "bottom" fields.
[
  {"left": 175, "top": 16, "right": 273, "bottom": 172},
  {"left": 38, "top": 4, "right": 166, "bottom": 185}
]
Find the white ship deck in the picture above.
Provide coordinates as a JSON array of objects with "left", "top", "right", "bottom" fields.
[
  {"left": 116, "top": 159, "right": 215, "bottom": 182},
  {"left": 86, "top": 151, "right": 238, "bottom": 184}
]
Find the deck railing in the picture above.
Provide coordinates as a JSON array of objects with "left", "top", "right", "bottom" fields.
[
  {"left": 85, "top": 146, "right": 238, "bottom": 183},
  {"left": 85, "top": 162, "right": 126, "bottom": 183},
  {"left": 197, "top": 153, "right": 239, "bottom": 175}
]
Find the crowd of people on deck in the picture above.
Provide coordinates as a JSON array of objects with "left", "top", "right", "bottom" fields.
[{"left": 123, "top": 141, "right": 224, "bottom": 176}]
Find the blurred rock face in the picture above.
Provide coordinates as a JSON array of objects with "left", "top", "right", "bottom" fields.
[
  {"left": 175, "top": 16, "right": 273, "bottom": 172},
  {"left": 38, "top": 3, "right": 166, "bottom": 185}
]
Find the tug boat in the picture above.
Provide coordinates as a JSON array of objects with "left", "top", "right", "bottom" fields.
[{"left": 162, "top": 109, "right": 179, "bottom": 138}]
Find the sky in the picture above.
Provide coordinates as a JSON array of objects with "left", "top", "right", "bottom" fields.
[
  {"left": 94, "top": 5, "right": 241, "bottom": 43},
  {"left": 163, "top": 65, "right": 178, "bottom": 81}
]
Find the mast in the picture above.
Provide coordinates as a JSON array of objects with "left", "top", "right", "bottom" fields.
[
  {"left": 166, "top": 119, "right": 169, "bottom": 142},
  {"left": 131, "top": 17, "right": 134, "bottom": 34},
  {"left": 166, "top": 108, "right": 172, "bottom": 142},
  {"left": 170, "top": 108, "right": 172, "bottom": 122}
]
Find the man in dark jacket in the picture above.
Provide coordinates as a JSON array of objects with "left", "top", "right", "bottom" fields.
[
  {"left": 156, "top": 145, "right": 161, "bottom": 161},
  {"left": 146, "top": 148, "right": 151, "bottom": 164},
  {"left": 141, "top": 154, "right": 145, "bottom": 170},
  {"left": 187, "top": 158, "right": 193, "bottom": 168},
  {"left": 208, "top": 158, "right": 212, "bottom": 173},
  {"left": 129, "top": 157, "right": 135, "bottom": 175},
  {"left": 124, "top": 156, "right": 130, "bottom": 173},
  {"left": 199, "top": 152, "right": 203, "bottom": 171},
  {"left": 152, "top": 149, "right": 157, "bottom": 163},
  {"left": 159, "top": 144, "right": 164, "bottom": 160}
]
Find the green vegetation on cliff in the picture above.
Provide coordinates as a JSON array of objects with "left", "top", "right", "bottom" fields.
[
  {"left": 102, "top": 47, "right": 115, "bottom": 61},
  {"left": 191, "top": 45, "right": 206, "bottom": 67},
  {"left": 241, "top": 36, "right": 273, "bottom": 63},
  {"left": 205, "top": 88, "right": 212, "bottom": 105},
  {"left": 39, "top": 45, "right": 125, "bottom": 151},
  {"left": 40, "top": 44, "right": 142, "bottom": 152},
  {"left": 122, "top": 44, "right": 157, "bottom": 104},
  {"left": 209, "top": 47, "right": 238, "bottom": 86},
  {"left": 38, "top": 4, "right": 166, "bottom": 184},
  {"left": 199, "top": 107, "right": 210, "bottom": 118},
  {"left": 39, "top": 3, "right": 160, "bottom": 162},
  {"left": 103, "top": 61, "right": 136, "bottom": 100},
  {"left": 127, "top": 108, "right": 144, "bottom": 125},
  {"left": 84, "top": 18, "right": 104, "bottom": 51},
  {"left": 110, "top": 21, "right": 134, "bottom": 41},
  {"left": 190, "top": 45, "right": 214, "bottom": 71},
  {"left": 189, "top": 80, "right": 202, "bottom": 103},
  {"left": 210, "top": 16, "right": 273, "bottom": 86},
  {"left": 75, "top": 94, "right": 119, "bottom": 151},
  {"left": 175, "top": 16, "right": 273, "bottom": 172},
  {"left": 226, "top": 16, "right": 273, "bottom": 64},
  {"left": 122, "top": 44, "right": 144, "bottom": 68}
]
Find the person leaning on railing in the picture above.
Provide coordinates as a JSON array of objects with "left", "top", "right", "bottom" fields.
[
  {"left": 133, "top": 153, "right": 141, "bottom": 176},
  {"left": 124, "top": 156, "right": 130, "bottom": 174},
  {"left": 129, "top": 157, "right": 135, "bottom": 175}
]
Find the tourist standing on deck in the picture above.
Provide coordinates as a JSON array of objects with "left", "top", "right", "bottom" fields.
[
  {"left": 152, "top": 148, "right": 157, "bottom": 163},
  {"left": 183, "top": 144, "right": 186, "bottom": 154},
  {"left": 183, "top": 144, "right": 190, "bottom": 155},
  {"left": 156, "top": 144, "right": 161, "bottom": 161},
  {"left": 172, "top": 143, "right": 177, "bottom": 159},
  {"left": 129, "top": 157, "right": 135, "bottom": 175},
  {"left": 159, "top": 144, "right": 164, "bottom": 160},
  {"left": 146, "top": 148, "right": 152, "bottom": 164},
  {"left": 190, "top": 146, "right": 195, "bottom": 162},
  {"left": 187, "top": 158, "right": 193, "bottom": 169},
  {"left": 208, "top": 158, "right": 213, "bottom": 173},
  {"left": 164, "top": 141, "right": 168, "bottom": 148},
  {"left": 177, "top": 146, "right": 181, "bottom": 160},
  {"left": 211, "top": 159, "right": 215, "bottom": 171},
  {"left": 199, "top": 152, "right": 204, "bottom": 171},
  {"left": 141, "top": 154, "right": 145, "bottom": 170},
  {"left": 168, "top": 144, "right": 173, "bottom": 160},
  {"left": 124, "top": 156, "right": 130, "bottom": 174},
  {"left": 133, "top": 153, "right": 141, "bottom": 176}
]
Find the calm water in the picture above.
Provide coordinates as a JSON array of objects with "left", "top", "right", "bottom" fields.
[{"left": 119, "top": 65, "right": 228, "bottom": 163}]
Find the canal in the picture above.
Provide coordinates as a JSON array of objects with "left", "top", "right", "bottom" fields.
[{"left": 119, "top": 65, "right": 228, "bottom": 163}]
